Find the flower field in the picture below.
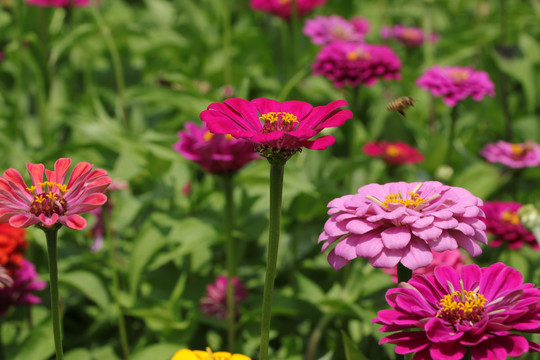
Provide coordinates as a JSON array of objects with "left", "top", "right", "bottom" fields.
[{"left": 1, "top": 1, "right": 540, "bottom": 359}]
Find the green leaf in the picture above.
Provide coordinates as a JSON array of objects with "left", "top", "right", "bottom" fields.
[
  {"left": 60, "top": 270, "right": 110, "bottom": 310},
  {"left": 451, "top": 162, "right": 506, "bottom": 199},
  {"left": 342, "top": 331, "right": 370, "bottom": 360},
  {"left": 132, "top": 343, "right": 183, "bottom": 360},
  {"left": 64, "top": 348, "right": 92, "bottom": 360},
  {"left": 12, "top": 318, "right": 54, "bottom": 360}
]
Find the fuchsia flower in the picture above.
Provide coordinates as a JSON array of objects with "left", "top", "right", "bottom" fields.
[
  {"left": 0, "top": 259, "right": 46, "bottom": 315},
  {"left": 312, "top": 41, "right": 402, "bottom": 87},
  {"left": 26, "top": 0, "right": 90, "bottom": 6},
  {"left": 363, "top": 141, "right": 424, "bottom": 165},
  {"left": 480, "top": 201, "right": 538, "bottom": 250},
  {"left": 200, "top": 275, "right": 247, "bottom": 320},
  {"left": 318, "top": 181, "right": 487, "bottom": 270},
  {"left": 173, "top": 122, "right": 260, "bottom": 174},
  {"left": 0, "top": 158, "right": 111, "bottom": 230},
  {"left": 303, "top": 15, "right": 369, "bottom": 45},
  {"left": 200, "top": 98, "right": 352, "bottom": 159},
  {"left": 373, "top": 263, "right": 540, "bottom": 360},
  {"left": 250, "top": 0, "right": 327, "bottom": 20},
  {"left": 480, "top": 140, "right": 540, "bottom": 168},
  {"left": 416, "top": 66, "right": 495, "bottom": 107},
  {"left": 381, "top": 25, "right": 439, "bottom": 47}
]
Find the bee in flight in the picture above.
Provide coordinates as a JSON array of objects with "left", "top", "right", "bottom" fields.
[{"left": 386, "top": 96, "right": 414, "bottom": 118}]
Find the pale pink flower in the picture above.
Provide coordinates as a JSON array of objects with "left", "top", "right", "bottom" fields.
[
  {"left": 381, "top": 24, "right": 439, "bottom": 47},
  {"left": 250, "top": 0, "right": 327, "bottom": 20},
  {"left": 480, "top": 140, "right": 540, "bottom": 168},
  {"left": 200, "top": 275, "right": 247, "bottom": 320},
  {"left": 303, "top": 15, "right": 369, "bottom": 45}
]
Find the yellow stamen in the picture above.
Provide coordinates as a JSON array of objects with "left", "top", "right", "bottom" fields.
[
  {"left": 385, "top": 145, "right": 402, "bottom": 157},
  {"left": 501, "top": 210, "right": 520, "bottom": 225},
  {"left": 511, "top": 143, "right": 526, "bottom": 157},
  {"left": 381, "top": 192, "right": 427, "bottom": 209},
  {"left": 203, "top": 131, "right": 214, "bottom": 141},
  {"left": 259, "top": 112, "right": 298, "bottom": 124},
  {"left": 449, "top": 69, "right": 469, "bottom": 82},
  {"left": 225, "top": 134, "right": 235, "bottom": 140},
  {"left": 437, "top": 290, "right": 487, "bottom": 322}
]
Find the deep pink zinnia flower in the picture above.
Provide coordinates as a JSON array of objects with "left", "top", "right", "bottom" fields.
[
  {"left": 381, "top": 24, "right": 439, "bottom": 47},
  {"left": 416, "top": 65, "right": 495, "bottom": 107},
  {"left": 362, "top": 141, "right": 424, "bottom": 165},
  {"left": 173, "top": 122, "right": 260, "bottom": 174},
  {"left": 480, "top": 201, "right": 538, "bottom": 250},
  {"left": 250, "top": 0, "right": 327, "bottom": 20},
  {"left": 480, "top": 140, "right": 540, "bottom": 168},
  {"left": 200, "top": 98, "right": 352, "bottom": 160},
  {"left": 312, "top": 41, "right": 402, "bottom": 87},
  {"left": 26, "top": 0, "right": 90, "bottom": 7},
  {"left": 200, "top": 275, "right": 247, "bottom": 320},
  {"left": 373, "top": 262, "right": 540, "bottom": 359},
  {"left": 0, "top": 259, "right": 46, "bottom": 315},
  {"left": 0, "top": 158, "right": 112, "bottom": 230},
  {"left": 319, "top": 181, "right": 487, "bottom": 270},
  {"left": 303, "top": 15, "right": 369, "bottom": 45}
]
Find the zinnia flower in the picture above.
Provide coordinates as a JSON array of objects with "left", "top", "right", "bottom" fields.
[
  {"left": 362, "top": 141, "right": 424, "bottom": 165},
  {"left": 200, "top": 98, "right": 352, "bottom": 160},
  {"left": 480, "top": 201, "right": 538, "bottom": 250},
  {"left": 312, "top": 41, "right": 402, "bottom": 87},
  {"left": 373, "top": 262, "right": 540, "bottom": 359},
  {"left": 173, "top": 122, "right": 260, "bottom": 174},
  {"left": 381, "top": 24, "right": 439, "bottom": 47},
  {"left": 480, "top": 140, "right": 540, "bottom": 168},
  {"left": 0, "top": 223, "right": 28, "bottom": 270},
  {"left": 416, "top": 66, "right": 495, "bottom": 107},
  {"left": 318, "top": 181, "right": 487, "bottom": 270},
  {"left": 303, "top": 15, "right": 369, "bottom": 45},
  {"left": 0, "top": 259, "right": 46, "bottom": 315},
  {"left": 200, "top": 275, "right": 247, "bottom": 320},
  {"left": 250, "top": 0, "right": 326, "bottom": 20},
  {"left": 171, "top": 348, "right": 251, "bottom": 360},
  {"left": 0, "top": 158, "right": 112, "bottom": 230},
  {"left": 26, "top": 0, "right": 90, "bottom": 6}
]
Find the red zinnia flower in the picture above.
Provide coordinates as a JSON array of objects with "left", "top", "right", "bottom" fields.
[
  {"left": 363, "top": 141, "right": 424, "bottom": 165},
  {"left": 0, "top": 223, "right": 27, "bottom": 270}
]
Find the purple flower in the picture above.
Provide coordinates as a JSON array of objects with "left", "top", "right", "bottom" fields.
[
  {"left": 318, "top": 181, "right": 487, "bottom": 270},
  {"left": 312, "top": 41, "right": 402, "bottom": 87},
  {"left": 0, "top": 259, "right": 46, "bottom": 315},
  {"left": 26, "top": 0, "right": 91, "bottom": 7},
  {"left": 416, "top": 66, "right": 495, "bottom": 107},
  {"left": 303, "top": 15, "right": 369, "bottom": 45},
  {"left": 381, "top": 24, "right": 439, "bottom": 47},
  {"left": 480, "top": 140, "right": 540, "bottom": 168},
  {"left": 373, "top": 263, "right": 540, "bottom": 359},
  {"left": 249, "top": 0, "right": 327, "bottom": 20},
  {"left": 200, "top": 275, "right": 247, "bottom": 320}
]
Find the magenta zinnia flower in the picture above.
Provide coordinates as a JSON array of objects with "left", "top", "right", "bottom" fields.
[
  {"left": 416, "top": 65, "right": 495, "bottom": 107},
  {"left": 480, "top": 201, "right": 538, "bottom": 250},
  {"left": 250, "top": 0, "right": 327, "bottom": 20},
  {"left": 381, "top": 24, "right": 439, "bottom": 47},
  {"left": 200, "top": 98, "right": 352, "bottom": 159},
  {"left": 26, "top": 0, "right": 90, "bottom": 7},
  {"left": 173, "top": 122, "right": 260, "bottom": 174},
  {"left": 200, "top": 275, "right": 247, "bottom": 320},
  {"left": 312, "top": 41, "right": 402, "bottom": 87},
  {"left": 480, "top": 140, "right": 540, "bottom": 168},
  {"left": 303, "top": 15, "right": 369, "bottom": 45},
  {"left": 363, "top": 141, "right": 424, "bottom": 165},
  {"left": 0, "top": 158, "right": 111, "bottom": 230},
  {"left": 319, "top": 181, "right": 487, "bottom": 270},
  {"left": 0, "top": 259, "right": 46, "bottom": 315},
  {"left": 373, "top": 262, "right": 540, "bottom": 359}
]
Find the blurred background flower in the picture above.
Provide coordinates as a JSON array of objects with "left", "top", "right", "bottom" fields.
[
  {"left": 200, "top": 275, "right": 247, "bottom": 320},
  {"left": 480, "top": 140, "right": 540, "bottom": 168},
  {"left": 250, "top": 0, "right": 327, "bottom": 19},
  {"left": 362, "top": 141, "right": 424, "bottom": 165},
  {"left": 303, "top": 15, "right": 369, "bottom": 45},
  {"left": 380, "top": 24, "right": 439, "bottom": 47}
]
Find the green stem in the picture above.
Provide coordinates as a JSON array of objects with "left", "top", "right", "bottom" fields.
[
  {"left": 259, "top": 162, "right": 285, "bottom": 360},
  {"left": 463, "top": 346, "right": 472, "bottom": 360},
  {"left": 223, "top": 174, "right": 236, "bottom": 352},
  {"left": 397, "top": 263, "right": 412, "bottom": 284},
  {"left": 445, "top": 105, "right": 459, "bottom": 164},
  {"left": 222, "top": 0, "right": 232, "bottom": 86},
  {"left": 0, "top": 320, "right": 4, "bottom": 360},
  {"left": 45, "top": 229, "right": 64, "bottom": 360},
  {"left": 498, "top": 0, "right": 512, "bottom": 141},
  {"left": 305, "top": 315, "right": 331, "bottom": 360}
]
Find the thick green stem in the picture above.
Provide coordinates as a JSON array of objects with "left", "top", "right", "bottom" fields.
[
  {"left": 259, "top": 162, "right": 285, "bottom": 360},
  {"left": 45, "top": 229, "right": 64, "bottom": 360},
  {"left": 223, "top": 174, "right": 236, "bottom": 352},
  {"left": 464, "top": 346, "right": 472, "bottom": 360},
  {"left": 445, "top": 106, "right": 459, "bottom": 164}
]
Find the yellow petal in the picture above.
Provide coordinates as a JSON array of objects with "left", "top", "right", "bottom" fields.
[{"left": 171, "top": 349, "right": 200, "bottom": 360}]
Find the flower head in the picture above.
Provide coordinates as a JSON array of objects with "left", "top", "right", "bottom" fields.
[
  {"left": 480, "top": 201, "right": 537, "bottom": 250},
  {"left": 0, "top": 259, "right": 46, "bottom": 315},
  {"left": 303, "top": 15, "right": 369, "bottom": 45},
  {"left": 319, "top": 181, "right": 487, "bottom": 270},
  {"left": 312, "top": 41, "right": 402, "bottom": 87},
  {"left": 381, "top": 24, "right": 439, "bottom": 47},
  {"left": 0, "top": 158, "right": 112, "bottom": 230},
  {"left": 373, "top": 263, "right": 540, "bottom": 359},
  {"left": 416, "top": 66, "right": 495, "bottom": 107},
  {"left": 200, "top": 275, "right": 247, "bottom": 320},
  {"left": 363, "top": 141, "right": 424, "bottom": 165},
  {"left": 200, "top": 98, "right": 352, "bottom": 161},
  {"left": 250, "top": 0, "right": 327, "bottom": 20},
  {"left": 480, "top": 140, "right": 540, "bottom": 168},
  {"left": 173, "top": 122, "right": 259, "bottom": 174},
  {"left": 26, "top": 0, "right": 90, "bottom": 6},
  {"left": 171, "top": 348, "right": 251, "bottom": 360},
  {"left": 0, "top": 223, "right": 28, "bottom": 270}
]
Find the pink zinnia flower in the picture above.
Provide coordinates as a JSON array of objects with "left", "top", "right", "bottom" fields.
[
  {"left": 173, "top": 122, "right": 260, "bottom": 174},
  {"left": 480, "top": 201, "right": 538, "bottom": 250},
  {"left": 26, "top": 0, "right": 90, "bottom": 6},
  {"left": 381, "top": 24, "right": 439, "bottom": 47},
  {"left": 303, "top": 15, "right": 369, "bottom": 45},
  {"left": 250, "top": 0, "right": 327, "bottom": 20},
  {"left": 480, "top": 140, "right": 540, "bottom": 168},
  {"left": 312, "top": 41, "right": 402, "bottom": 87},
  {"left": 200, "top": 98, "right": 352, "bottom": 159},
  {"left": 384, "top": 249, "right": 469, "bottom": 283},
  {"left": 362, "top": 141, "right": 424, "bottom": 165},
  {"left": 416, "top": 65, "right": 495, "bottom": 107},
  {"left": 0, "top": 158, "right": 112, "bottom": 230},
  {"left": 200, "top": 275, "right": 247, "bottom": 320},
  {"left": 0, "top": 259, "right": 46, "bottom": 315},
  {"left": 319, "top": 181, "right": 487, "bottom": 270},
  {"left": 373, "top": 262, "right": 540, "bottom": 359}
]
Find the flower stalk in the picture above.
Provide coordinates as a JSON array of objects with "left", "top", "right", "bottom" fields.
[
  {"left": 223, "top": 173, "right": 237, "bottom": 352},
  {"left": 44, "top": 228, "right": 64, "bottom": 360},
  {"left": 445, "top": 105, "right": 459, "bottom": 164}
]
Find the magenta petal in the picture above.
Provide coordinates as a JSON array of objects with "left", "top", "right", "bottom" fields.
[
  {"left": 62, "top": 214, "right": 87, "bottom": 230},
  {"left": 9, "top": 213, "right": 38, "bottom": 228},
  {"left": 429, "top": 342, "right": 465, "bottom": 360},
  {"left": 300, "top": 135, "right": 336, "bottom": 150},
  {"left": 425, "top": 317, "right": 463, "bottom": 342}
]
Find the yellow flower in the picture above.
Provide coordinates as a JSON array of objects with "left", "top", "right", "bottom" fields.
[{"left": 171, "top": 348, "right": 251, "bottom": 360}]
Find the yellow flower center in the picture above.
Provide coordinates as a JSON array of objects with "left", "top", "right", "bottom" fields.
[
  {"left": 381, "top": 192, "right": 427, "bottom": 209},
  {"left": 278, "top": 0, "right": 291, "bottom": 4},
  {"left": 347, "top": 50, "right": 371, "bottom": 61},
  {"left": 385, "top": 145, "right": 402, "bottom": 158},
  {"left": 501, "top": 210, "right": 520, "bottom": 225},
  {"left": 204, "top": 131, "right": 234, "bottom": 141},
  {"left": 437, "top": 290, "right": 487, "bottom": 324},
  {"left": 27, "top": 182, "right": 69, "bottom": 218},
  {"left": 171, "top": 347, "right": 251, "bottom": 360},
  {"left": 260, "top": 112, "right": 298, "bottom": 134},
  {"left": 511, "top": 143, "right": 527, "bottom": 158},
  {"left": 449, "top": 69, "right": 470, "bottom": 82}
]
